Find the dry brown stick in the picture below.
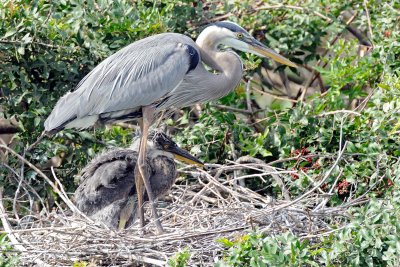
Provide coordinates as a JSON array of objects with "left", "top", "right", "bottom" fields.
[
  {"left": 234, "top": 186, "right": 274, "bottom": 205},
  {"left": 229, "top": 139, "right": 244, "bottom": 186},
  {"left": 363, "top": 0, "right": 374, "bottom": 43},
  {"left": 210, "top": 104, "right": 253, "bottom": 114},
  {"left": 252, "top": 87, "right": 298, "bottom": 103},
  {"left": 354, "top": 88, "right": 375, "bottom": 112},
  {"left": 300, "top": 224, "right": 349, "bottom": 240},
  {"left": 12, "top": 152, "right": 26, "bottom": 222},
  {"left": 26, "top": 131, "right": 46, "bottom": 152},
  {"left": 197, "top": 175, "right": 229, "bottom": 204},
  {"left": 0, "top": 145, "right": 87, "bottom": 218},
  {"left": 263, "top": 141, "right": 348, "bottom": 214},
  {"left": 188, "top": 169, "right": 231, "bottom": 205},
  {"left": 0, "top": 188, "right": 49, "bottom": 266},
  {"left": 199, "top": 168, "right": 264, "bottom": 204},
  {"left": 0, "top": 226, "right": 81, "bottom": 235},
  {"left": 128, "top": 255, "right": 166, "bottom": 266},
  {"left": 236, "top": 156, "right": 291, "bottom": 201},
  {"left": 314, "top": 169, "right": 343, "bottom": 211},
  {"left": 315, "top": 110, "right": 362, "bottom": 117},
  {"left": 139, "top": 225, "right": 248, "bottom": 243},
  {"left": 9, "top": 248, "right": 166, "bottom": 266},
  {"left": 2, "top": 163, "right": 48, "bottom": 216},
  {"left": 301, "top": 171, "right": 325, "bottom": 194}
]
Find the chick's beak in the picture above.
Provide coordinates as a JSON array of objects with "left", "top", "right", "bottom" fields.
[
  {"left": 248, "top": 39, "right": 297, "bottom": 68},
  {"left": 166, "top": 145, "right": 204, "bottom": 167}
]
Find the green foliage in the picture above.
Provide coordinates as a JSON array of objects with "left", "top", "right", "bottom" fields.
[
  {"left": 167, "top": 248, "right": 191, "bottom": 267},
  {"left": 324, "top": 190, "right": 400, "bottom": 266},
  {"left": 218, "top": 189, "right": 400, "bottom": 266},
  {"left": 218, "top": 233, "right": 320, "bottom": 267},
  {"left": 0, "top": 235, "right": 19, "bottom": 267},
  {"left": 0, "top": 0, "right": 195, "bottom": 199},
  {"left": 175, "top": 70, "right": 400, "bottom": 199},
  {"left": 1, "top": 0, "right": 400, "bottom": 265},
  {"left": 72, "top": 261, "right": 86, "bottom": 267}
]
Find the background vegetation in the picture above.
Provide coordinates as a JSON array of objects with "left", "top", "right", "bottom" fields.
[{"left": 1, "top": 0, "right": 400, "bottom": 266}]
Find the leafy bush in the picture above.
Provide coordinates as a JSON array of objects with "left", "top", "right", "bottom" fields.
[
  {"left": 0, "top": 0, "right": 197, "bottom": 199},
  {"left": 1, "top": 0, "right": 400, "bottom": 266},
  {"left": 0, "top": 235, "right": 19, "bottom": 267},
  {"left": 167, "top": 248, "right": 191, "bottom": 267},
  {"left": 218, "top": 188, "right": 400, "bottom": 266}
]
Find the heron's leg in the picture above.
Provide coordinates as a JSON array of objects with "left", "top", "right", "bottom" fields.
[
  {"left": 137, "top": 105, "right": 164, "bottom": 234},
  {"left": 134, "top": 165, "right": 145, "bottom": 228}
]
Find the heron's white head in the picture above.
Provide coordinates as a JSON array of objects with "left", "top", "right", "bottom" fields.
[{"left": 197, "top": 21, "right": 297, "bottom": 68}]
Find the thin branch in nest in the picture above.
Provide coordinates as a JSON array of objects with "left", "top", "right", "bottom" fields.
[
  {"left": 235, "top": 156, "right": 291, "bottom": 201},
  {"left": 0, "top": 145, "right": 89, "bottom": 219},
  {"left": 263, "top": 141, "right": 348, "bottom": 214},
  {"left": 0, "top": 188, "right": 49, "bottom": 267},
  {"left": 1, "top": 140, "right": 375, "bottom": 266}
]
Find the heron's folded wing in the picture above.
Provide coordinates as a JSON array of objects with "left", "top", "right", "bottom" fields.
[{"left": 44, "top": 33, "right": 199, "bottom": 131}]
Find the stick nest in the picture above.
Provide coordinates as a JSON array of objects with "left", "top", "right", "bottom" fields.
[{"left": 1, "top": 147, "right": 362, "bottom": 266}]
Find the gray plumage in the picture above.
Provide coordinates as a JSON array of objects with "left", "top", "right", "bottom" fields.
[
  {"left": 44, "top": 21, "right": 296, "bottom": 132},
  {"left": 50, "top": 21, "right": 296, "bottom": 233},
  {"left": 74, "top": 131, "right": 201, "bottom": 229}
]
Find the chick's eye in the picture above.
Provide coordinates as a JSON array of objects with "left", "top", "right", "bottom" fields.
[
  {"left": 237, "top": 33, "right": 243, "bottom": 38},
  {"left": 163, "top": 144, "right": 169, "bottom": 150}
]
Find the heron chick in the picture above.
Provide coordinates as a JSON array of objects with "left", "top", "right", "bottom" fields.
[{"left": 74, "top": 131, "right": 202, "bottom": 230}]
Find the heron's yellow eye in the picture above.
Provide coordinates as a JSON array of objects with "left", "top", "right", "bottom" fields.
[{"left": 237, "top": 33, "right": 243, "bottom": 38}]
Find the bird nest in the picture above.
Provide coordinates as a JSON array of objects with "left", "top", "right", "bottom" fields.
[{"left": 1, "top": 146, "right": 363, "bottom": 266}]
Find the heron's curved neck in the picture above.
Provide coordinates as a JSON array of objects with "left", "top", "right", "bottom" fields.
[{"left": 196, "top": 29, "right": 243, "bottom": 92}]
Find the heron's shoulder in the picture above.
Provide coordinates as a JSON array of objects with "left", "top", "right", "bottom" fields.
[
  {"left": 121, "top": 33, "right": 197, "bottom": 52},
  {"left": 145, "top": 32, "right": 196, "bottom": 44}
]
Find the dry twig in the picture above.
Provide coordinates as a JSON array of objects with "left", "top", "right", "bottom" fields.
[{"left": 0, "top": 141, "right": 374, "bottom": 266}]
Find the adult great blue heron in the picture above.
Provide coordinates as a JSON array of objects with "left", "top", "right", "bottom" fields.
[
  {"left": 74, "top": 131, "right": 202, "bottom": 230},
  {"left": 45, "top": 21, "right": 296, "bottom": 233}
]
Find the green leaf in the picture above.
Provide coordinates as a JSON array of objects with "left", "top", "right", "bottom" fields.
[
  {"left": 3, "top": 30, "right": 17, "bottom": 38},
  {"left": 217, "top": 238, "right": 234, "bottom": 248},
  {"left": 17, "top": 46, "right": 25, "bottom": 55}
]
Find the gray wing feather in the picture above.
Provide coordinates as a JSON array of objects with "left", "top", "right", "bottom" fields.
[{"left": 45, "top": 33, "right": 196, "bottom": 131}]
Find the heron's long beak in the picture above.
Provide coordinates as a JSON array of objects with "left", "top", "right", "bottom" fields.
[
  {"left": 166, "top": 146, "right": 204, "bottom": 167},
  {"left": 248, "top": 39, "right": 297, "bottom": 68}
]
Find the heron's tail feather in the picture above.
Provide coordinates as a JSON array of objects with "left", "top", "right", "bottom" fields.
[{"left": 44, "top": 91, "right": 98, "bottom": 132}]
